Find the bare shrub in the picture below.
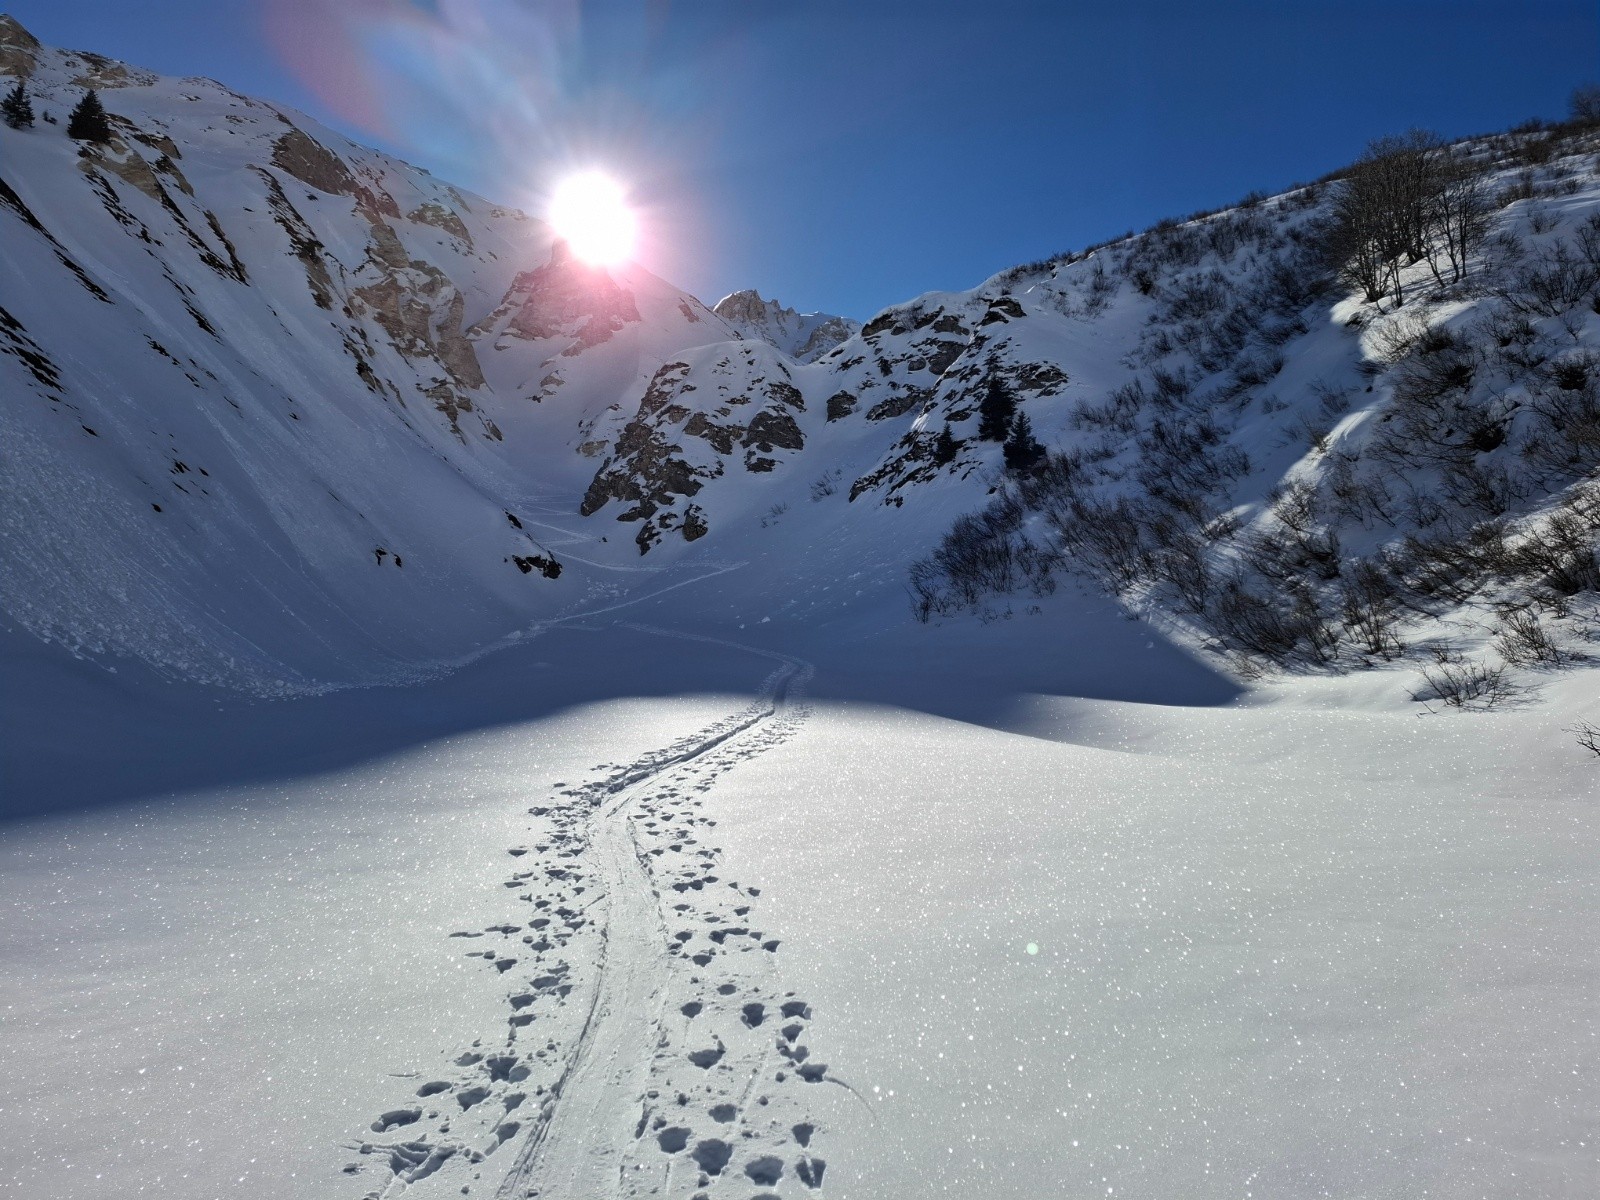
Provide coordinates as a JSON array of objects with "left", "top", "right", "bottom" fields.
[
  {"left": 1212, "top": 579, "right": 1337, "bottom": 663},
  {"left": 810, "top": 469, "right": 842, "bottom": 501},
  {"left": 1508, "top": 509, "right": 1600, "bottom": 596},
  {"left": 1391, "top": 522, "right": 1506, "bottom": 604},
  {"left": 927, "top": 493, "right": 1028, "bottom": 606},
  {"left": 1567, "top": 720, "right": 1600, "bottom": 757},
  {"left": 1340, "top": 560, "right": 1404, "bottom": 656},
  {"left": 1494, "top": 608, "right": 1568, "bottom": 664},
  {"left": 1367, "top": 310, "right": 1432, "bottom": 364},
  {"left": 1046, "top": 496, "right": 1153, "bottom": 591},
  {"left": 1571, "top": 84, "right": 1600, "bottom": 126},
  {"left": 1418, "top": 654, "right": 1520, "bottom": 708},
  {"left": 1501, "top": 242, "right": 1600, "bottom": 317}
]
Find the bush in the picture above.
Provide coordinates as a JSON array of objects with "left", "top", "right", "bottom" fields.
[
  {"left": 1212, "top": 579, "right": 1338, "bottom": 663},
  {"left": 1500, "top": 243, "right": 1600, "bottom": 318},
  {"left": 1418, "top": 654, "right": 1520, "bottom": 708},
  {"left": 1494, "top": 608, "right": 1568, "bottom": 664},
  {"left": 1340, "top": 560, "right": 1403, "bottom": 656},
  {"left": 809, "top": 469, "right": 841, "bottom": 500},
  {"left": 1569, "top": 84, "right": 1600, "bottom": 126},
  {"left": 1567, "top": 720, "right": 1600, "bottom": 758}
]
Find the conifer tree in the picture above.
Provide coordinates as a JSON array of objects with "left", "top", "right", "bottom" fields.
[
  {"left": 1002, "top": 411, "right": 1045, "bottom": 474},
  {"left": 2, "top": 81, "right": 34, "bottom": 130},
  {"left": 932, "top": 424, "right": 958, "bottom": 466},
  {"left": 66, "top": 88, "right": 111, "bottom": 143},
  {"left": 976, "top": 372, "right": 1016, "bottom": 442}
]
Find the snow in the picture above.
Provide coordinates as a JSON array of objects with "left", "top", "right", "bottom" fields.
[
  {"left": 2, "top": 19, "right": 1598, "bottom": 1200},
  {"left": 5, "top": 587, "right": 1595, "bottom": 1199}
]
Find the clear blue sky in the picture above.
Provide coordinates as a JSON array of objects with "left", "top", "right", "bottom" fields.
[{"left": 7, "top": 2, "right": 1596, "bottom": 319}]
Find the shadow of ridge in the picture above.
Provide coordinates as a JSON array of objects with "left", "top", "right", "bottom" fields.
[
  {"left": 3, "top": 594, "right": 1242, "bottom": 822},
  {"left": 0, "top": 623, "right": 783, "bottom": 822},
  {"left": 787, "top": 585, "right": 1244, "bottom": 738}
]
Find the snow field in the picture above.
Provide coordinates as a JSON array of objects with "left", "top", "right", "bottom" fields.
[{"left": 704, "top": 673, "right": 1598, "bottom": 1198}]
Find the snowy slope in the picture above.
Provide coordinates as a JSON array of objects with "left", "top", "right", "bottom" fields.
[
  {"left": 0, "top": 14, "right": 746, "bottom": 693},
  {"left": 2, "top": 15, "right": 1598, "bottom": 1200}
]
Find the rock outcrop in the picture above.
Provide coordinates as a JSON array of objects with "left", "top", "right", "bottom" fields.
[{"left": 712, "top": 289, "right": 860, "bottom": 362}]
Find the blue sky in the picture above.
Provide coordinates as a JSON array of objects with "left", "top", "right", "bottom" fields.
[{"left": 7, "top": 1, "right": 1597, "bottom": 319}]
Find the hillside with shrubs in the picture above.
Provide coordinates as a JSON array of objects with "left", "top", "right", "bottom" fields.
[{"left": 893, "top": 96, "right": 1600, "bottom": 712}]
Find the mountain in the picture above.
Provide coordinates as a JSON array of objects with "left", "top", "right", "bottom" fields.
[
  {"left": 4, "top": 18, "right": 1599, "bottom": 1200},
  {"left": 0, "top": 14, "right": 741, "bottom": 693},
  {"left": 711, "top": 288, "right": 860, "bottom": 361},
  {"left": 4, "top": 8, "right": 1600, "bottom": 705}
]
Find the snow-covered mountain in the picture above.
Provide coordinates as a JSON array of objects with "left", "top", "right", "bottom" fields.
[
  {"left": 5, "top": 9, "right": 1600, "bottom": 708},
  {"left": 711, "top": 288, "right": 860, "bottom": 361},
  {"left": 0, "top": 13, "right": 746, "bottom": 692},
  {"left": 5, "top": 18, "right": 1599, "bottom": 1200}
]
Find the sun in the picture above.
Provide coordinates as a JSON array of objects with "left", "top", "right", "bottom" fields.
[{"left": 548, "top": 171, "right": 638, "bottom": 267}]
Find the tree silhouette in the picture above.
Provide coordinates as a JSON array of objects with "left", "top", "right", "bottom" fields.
[
  {"left": 67, "top": 89, "right": 112, "bottom": 143},
  {"left": 2, "top": 81, "right": 34, "bottom": 130},
  {"left": 977, "top": 372, "right": 1016, "bottom": 441},
  {"left": 1002, "top": 411, "right": 1045, "bottom": 474}
]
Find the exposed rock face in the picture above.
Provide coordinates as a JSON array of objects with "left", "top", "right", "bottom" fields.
[
  {"left": 474, "top": 241, "right": 641, "bottom": 351},
  {"left": 269, "top": 127, "right": 400, "bottom": 218},
  {"left": 581, "top": 344, "right": 811, "bottom": 551},
  {"left": 0, "top": 14, "right": 39, "bottom": 79},
  {"left": 712, "top": 289, "right": 861, "bottom": 362},
  {"left": 407, "top": 201, "right": 473, "bottom": 247},
  {"left": 67, "top": 50, "right": 157, "bottom": 90}
]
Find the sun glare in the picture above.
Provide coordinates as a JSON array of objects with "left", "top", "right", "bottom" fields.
[{"left": 548, "top": 171, "right": 638, "bottom": 267}]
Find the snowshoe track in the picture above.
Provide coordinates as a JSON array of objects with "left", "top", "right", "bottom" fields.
[{"left": 351, "top": 630, "right": 832, "bottom": 1199}]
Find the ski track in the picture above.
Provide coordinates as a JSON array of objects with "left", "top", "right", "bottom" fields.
[{"left": 349, "top": 630, "right": 832, "bottom": 1200}]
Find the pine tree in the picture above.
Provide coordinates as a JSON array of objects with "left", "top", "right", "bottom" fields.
[
  {"left": 932, "top": 424, "right": 958, "bottom": 466},
  {"left": 976, "top": 372, "right": 1016, "bottom": 442},
  {"left": 1002, "top": 411, "right": 1045, "bottom": 474},
  {"left": 2, "top": 81, "right": 34, "bottom": 130},
  {"left": 66, "top": 88, "right": 112, "bottom": 143}
]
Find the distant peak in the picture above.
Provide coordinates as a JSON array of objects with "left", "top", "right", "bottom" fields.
[
  {"left": 713, "top": 289, "right": 782, "bottom": 323},
  {"left": 0, "top": 14, "right": 40, "bottom": 49},
  {"left": 711, "top": 290, "right": 861, "bottom": 362},
  {"left": 0, "top": 13, "right": 41, "bottom": 76}
]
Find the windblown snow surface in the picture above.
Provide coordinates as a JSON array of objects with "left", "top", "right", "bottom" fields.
[{"left": 2, "top": 17, "right": 1598, "bottom": 1200}]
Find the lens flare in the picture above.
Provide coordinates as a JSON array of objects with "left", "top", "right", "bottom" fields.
[{"left": 548, "top": 171, "right": 638, "bottom": 267}]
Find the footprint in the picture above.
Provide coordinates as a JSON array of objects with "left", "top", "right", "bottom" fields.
[
  {"left": 691, "top": 1138, "right": 732, "bottom": 1176},
  {"left": 744, "top": 1155, "right": 784, "bottom": 1186},
  {"left": 415, "top": 1081, "right": 452, "bottom": 1098},
  {"left": 687, "top": 1041, "right": 725, "bottom": 1069},
  {"left": 796, "top": 1062, "right": 827, "bottom": 1083},
  {"left": 741, "top": 1002, "right": 766, "bottom": 1028},
  {"left": 456, "top": 1085, "right": 491, "bottom": 1110},
  {"left": 709, "top": 1104, "right": 737, "bottom": 1123},
  {"left": 657, "top": 1126, "right": 691, "bottom": 1153},
  {"left": 796, "top": 1155, "right": 827, "bottom": 1188},
  {"left": 485, "top": 1055, "right": 527, "bottom": 1083},
  {"left": 681, "top": 1001, "right": 703, "bottom": 1018},
  {"left": 370, "top": 1107, "right": 421, "bottom": 1133},
  {"left": 792, "top": 1123, "right": 814, "bottom": 1147}
]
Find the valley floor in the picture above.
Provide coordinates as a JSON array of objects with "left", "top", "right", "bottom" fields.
[{"left": 1, "top": 611, "right": 1596, "bottom": 1199}]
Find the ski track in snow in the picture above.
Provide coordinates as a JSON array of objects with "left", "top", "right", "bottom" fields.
[{"left": 351, "top": 630, "right": 832, "bottom": 1199}]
